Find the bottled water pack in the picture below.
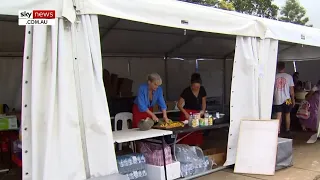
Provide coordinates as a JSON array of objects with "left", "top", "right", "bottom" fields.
[{"left": 117, "top": 153, "right": 147, "bottom": 175}]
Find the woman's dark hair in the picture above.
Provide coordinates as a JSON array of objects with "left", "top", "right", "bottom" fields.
[{"left": 191, "top": 73, "right": 202, "bottom": 84}]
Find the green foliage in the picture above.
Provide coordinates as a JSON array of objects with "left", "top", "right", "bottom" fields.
[
  {"left": 180, "top": 0, "right": 235, "bottom": 10},
  {"left": 279, "top": 0, "right": 311, "bottom": 26},
  {"left": 180, "top": 0, "right": 219, "bottom": 7},
  {"left": 229, "top": 0, "right": 279, "bottom": 19},
  {"left": 218, "top": 0, "right": 235, "bottom": 10}
]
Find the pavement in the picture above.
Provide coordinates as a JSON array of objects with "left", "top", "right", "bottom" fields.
[
  {"left": 200, "top": 131, "right": 320, "bottom": 180},
  {"left": 1, "top": 130, "right": 319, "bottom": 180}
]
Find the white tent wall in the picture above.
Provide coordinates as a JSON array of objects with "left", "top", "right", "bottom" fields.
[
  {"left": 2, "top": 0, "right": 320, "bottom": 177},
  {"left": 21, "top": 15, "right": 117, "bottom": 180},
  {"left": 167, "top": 60, "right": 197, "bottom": 100},
  {"left": 102, "top": 57, "right": 234, "bottom": 105},
  {"left": 225, "top": 36, "right": 278, "bottom": 166}
]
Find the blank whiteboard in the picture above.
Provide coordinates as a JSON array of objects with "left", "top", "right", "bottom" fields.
[{"left": 234, "top": 119, "right": 279, "bottom": 175}]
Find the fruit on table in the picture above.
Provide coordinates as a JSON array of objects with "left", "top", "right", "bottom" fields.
[{"left": 159, "top": 119, "right": 184, "bottom": 128}]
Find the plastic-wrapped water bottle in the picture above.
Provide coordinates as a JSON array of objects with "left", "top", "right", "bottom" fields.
[
  {"left": 137, "top": 154, "right": 141, "bottom": 164},
  {"left": 141, "top": 154, "right": 146, "bottom": 163},
  {"left": 180, "top": 163, "right": 186, "bottom": 177},
  {"left": 131, "top": 155, "right": 136, "bottom": 171},
  {"left": 142, "top": 170, "right": 147, "bottom": 177},
  {"left": 123, "top": 157, "right": 129, "bottom": 173},
  {"left": 118, "top": 157, "right": 124, "bottom": 173},
  {"left": 189, "top": 163, "right": 195, "bottom": 176},
  {"left": 128, "top": 157, "right": 132, "bottom": 173},
  {"left": 128, "top": 172, "right": 133, "bottom": 180}
]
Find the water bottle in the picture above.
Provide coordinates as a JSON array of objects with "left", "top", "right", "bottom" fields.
[
  {"left": 118, "top": 157, "right": 124, "bottom": 173},
  {"left": 204, "top": 110, "right": 209, "bottom": 126},
  {"left": 137, "top": 154, "right": 141, "bottom": 164},
  {"left": 188, "top": 112, "right": 193, "bottom": 126},
  {"left": 123, "top": 157, "right": 129, "bottom": 173},
  {"left": 141, "top": 154, "right": 146, "bottom": 164},
  {"left": 142, "top": 170, "right": 147, "bottom": 177},
  {"left": 216, "top": 112, "right": 220, "bottom": 118},
  {"left": 128, "top": 172, "right": 134, "bottom": 180},
  {"left": 140, "top": 154, "right": 145, "bottom": 169},
  {"left": 180, "top": 163, "right": 187, "bottom": 177},
  {"left": 189, "top": 163, "right": 195, "bottom": 176}
]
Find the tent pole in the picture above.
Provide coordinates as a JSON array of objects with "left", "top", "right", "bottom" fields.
[
  {"left": 164, "top": 56, "right": 169, "bottom": 100},
  {"left": 222, "top": 58, "right": 226, "bottom": 113},
  {"left": 221, "top": 49, "right": 234, "bottom": 113}
]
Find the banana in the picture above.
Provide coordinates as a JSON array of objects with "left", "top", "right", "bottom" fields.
[{"left": 158, "top": 119, "right": 184, "bottom": 128}]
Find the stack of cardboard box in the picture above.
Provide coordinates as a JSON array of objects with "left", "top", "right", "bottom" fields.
[
  {"left": 153, "top": 101, "right": 177, "bottom": 112},
  {"left": 103, "top": 69, "right": 133, "bottom": 97}
]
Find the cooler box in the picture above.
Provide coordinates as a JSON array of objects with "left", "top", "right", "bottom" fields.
[
  {"left": 145, "top": 161, "right": 180, "bottom": 180},
  {"left": 276, "top": 138, "right": 293, "bottom": 170}
]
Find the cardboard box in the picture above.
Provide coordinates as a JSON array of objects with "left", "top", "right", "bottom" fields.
[
  {"left": 203, "top": 148, "right": 226, "bottom": 166},
  {"left": 145, "top": 161, "right": 180, "bottom": 180},
  {"left": 119, "top": 92, "right": 133, "bottom": 97},
  {"left": 153, "top": 105, "right": 159, "bottom": 112},
  {"left": 103, "top": 69, "right": 111, "bottom": 85},
  {"left": 0, "top": 116, "right": 18, "bottom": 130},
  {"left": 118, "top": 78, "right": 133, "bottom": 93},
  {"left": 166, "top": 101, "right": 176, "bottom": 110}
]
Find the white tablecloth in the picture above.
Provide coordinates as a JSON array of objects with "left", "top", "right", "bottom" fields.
[{"left": 113, "top": 128, "right": 172, "bottom": 143}]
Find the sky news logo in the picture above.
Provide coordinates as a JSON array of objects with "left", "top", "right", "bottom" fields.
[{"left": 18, "top": 10, "right": 56, "bottom": 26}]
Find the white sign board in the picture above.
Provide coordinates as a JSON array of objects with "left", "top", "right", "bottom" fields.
[{"left": 234, "top": 119, "right": 279, "bottom": 175}]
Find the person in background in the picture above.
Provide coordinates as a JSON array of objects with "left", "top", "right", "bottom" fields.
[
  {"left": 177, "top": 73, "right": 207, "bottom": 145},
  {"left": 295, "top": 81, "right": 308, "bottom": 104},
  {"left": 299, "top": 81, "right": 320, "bottom": 131},
  {"left": 295, "top": 81, "right": 304, "bottom": 92},
  {"left": 273, "top": 62, "right": 295, "bottom": 134},
  {"left": 132, "top": 73, "right": 169, "bottom": 128},
  {"left": 293, "top": 72, "right": 300, "bottom": 86}
]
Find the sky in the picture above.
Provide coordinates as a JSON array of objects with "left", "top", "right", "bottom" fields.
[{"left": 273, "top": 0, "right": 320, "bottom": 28}]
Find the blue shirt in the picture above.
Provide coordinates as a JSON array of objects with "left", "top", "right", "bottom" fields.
[{"left": 134, "top": 83, "right": 167, "bottom": 112}]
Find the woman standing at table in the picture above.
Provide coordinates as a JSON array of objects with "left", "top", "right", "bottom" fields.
[
  {"left": 177, "top": 73, "right": 207, "bottom": 146},
  {"left": 132, "top": 73, "right": 169, "bottom": 128}
]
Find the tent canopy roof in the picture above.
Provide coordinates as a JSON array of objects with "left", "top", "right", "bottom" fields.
[
  {"left": 2, "top": 0, "right": 320, "bottom": 47},
  {"left": 0, "top": 0, "right": 75, "bottom": 22},
  {"left": 0, "top": 15, "right": 319, "bottom": 61},
  {"left": 80, "top": 0, "right": 320, "bottom": 47}
]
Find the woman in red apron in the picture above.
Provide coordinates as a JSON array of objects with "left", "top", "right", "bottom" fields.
[
  {"left": 132, "top": 73, "right": 169, "bottom": 128},
  {"left": 177, "top": 73, "right": 207, "bottom": 146}
]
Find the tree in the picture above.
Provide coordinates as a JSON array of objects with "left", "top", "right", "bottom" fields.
[
  {"left": 180, "top": 0, "right": 235, "bottom": 11},
  {"left": 180, "top": 0, "right": 219, "bottom": 6},
  {"left": 218, "top": 0, "right": 235, "bottom": 11},
  {"left": 229, "top": 0, "right": 279, "bottom": 19},
  {"left": 279, "top": 0, "right": 311, "bottom": 26}
]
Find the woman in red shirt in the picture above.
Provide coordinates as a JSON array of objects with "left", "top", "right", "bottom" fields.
[{"left": 177, "top": 73, "right": 207, "bottom": 146}]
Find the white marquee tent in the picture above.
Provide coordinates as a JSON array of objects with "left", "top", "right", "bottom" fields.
[{"left": 1, "top": 0, "right": 320, "bottom": 180}]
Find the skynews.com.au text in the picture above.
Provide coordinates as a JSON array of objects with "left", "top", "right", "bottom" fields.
[{"left": 18, "top": 10, "right": 56, "bottom": 26}]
